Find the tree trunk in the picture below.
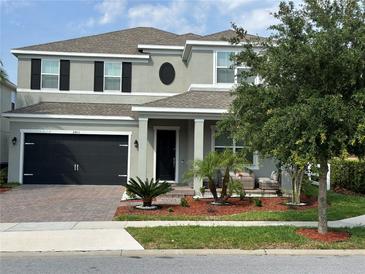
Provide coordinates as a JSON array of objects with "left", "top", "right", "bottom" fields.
[
  {"left": 220, "top": 168, "right": 230, "bottom": 201},
  {"left": 318, "top": 160, "right": 328, "bottom": 234},
  {"left": 208, "top": 178, "right": 218, "bottom": 201},
  {"left": 143, "top": 198, "right": 152, "bottom": 207}
]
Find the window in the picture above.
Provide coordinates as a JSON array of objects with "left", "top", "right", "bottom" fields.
[
  {"left": 41, "top": 60, "right": 59, "bottom": 89},
  {"left": 213, "top": 134, "right": 244, "bottom": 153},
  {"left": 211, "top": 127, "right": 259, "bottom": 169},
  {"left": 104, "top": 62, "right": 121, "bottom": 91},
  {"left": 216, "top": 51, "right": 255, "bottom": 84}
]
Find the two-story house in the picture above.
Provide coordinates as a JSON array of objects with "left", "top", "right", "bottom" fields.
[
  {"left": 0, "top": 78, "right": 16, "bottom": 169},
  {"left": 3, "top": 27, "right": 277, "bottom": 193}
]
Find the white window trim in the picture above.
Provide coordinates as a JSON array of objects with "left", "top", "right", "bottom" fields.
[
  {"left": 103, "top": 62, "right": 122, "bottom": 92},
  {"left": 41, "top": 59, "right": 60, "bottom": 90},
  {"left": 210, "top": 125, "right": 259, "bottom": 170},
  {"left": 18, "top": 129, "right": 132, "bottom": 185},
  {"left": 153, "top": 126, "right": 180, "bottom": 183},
  {"left": 214, "top": 50, "right": 259, "bottom": 85}
]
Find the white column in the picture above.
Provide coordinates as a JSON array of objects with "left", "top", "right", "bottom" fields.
[
  {"left": 138, "top": 118, "right": 148, "bottom": 180},
  {"left": 193, "top": 119, "right": 204, "bottom": 193}
]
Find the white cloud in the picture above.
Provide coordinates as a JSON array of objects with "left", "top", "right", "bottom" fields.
[
  {"left": 127, "top": 0, "right": 207, "bottom": 34},
  {"left": 96, "top": 0, "right": 127, "bottom": 25},
  {"left": 216, "top": 0, "right": 255, "bottom": 12},
  {"left": 74, "top": 0, "right": 126, "bottom": 30},
  {"left": 234, "top": 5, "right": 278, "bottom": 35}
]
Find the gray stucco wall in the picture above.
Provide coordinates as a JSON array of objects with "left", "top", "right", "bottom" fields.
[
  {"left": 16, "top": 50, "right": 214, "bottom": 95},
  {"left": 15, "top": 91, "right": 167, "bottom": 108},
  {"left": 1, "top": 83, "right": 15, "bottom": 165},
  {"left": 7, "top": 120, "right": 139, "bottom": 183},
  {"left": 69, "top": 60, "right": 94, "bottom": 91}
]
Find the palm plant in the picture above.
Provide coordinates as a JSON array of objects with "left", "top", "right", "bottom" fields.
[
  {"left": 189, "top": 150, "right": 243, "bottom": 204},
  {"left": 126, "top": 177, "right": 172, "bottom": 207}
]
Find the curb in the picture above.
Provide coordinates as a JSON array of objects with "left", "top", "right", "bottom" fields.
[
  {"left": 2, "top": 249, "right": 364, "bottom": 257},
  {"left": 121, "top": 249, "right": 365, "bottom": 256}
]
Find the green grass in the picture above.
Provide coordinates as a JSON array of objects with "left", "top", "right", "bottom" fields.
[
  {"left": 115, "top": 184, "right": 365, "bottom": 221},
  {"left": 0, "top": 182, "right": 20, "bottom": 188},
  {"left": 127, "top": 226, "right": 365, "bottom": 249}
]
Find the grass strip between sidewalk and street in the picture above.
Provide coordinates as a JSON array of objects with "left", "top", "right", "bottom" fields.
[{"left": 126, "top": 226, "right": 365, "bottom": 250}]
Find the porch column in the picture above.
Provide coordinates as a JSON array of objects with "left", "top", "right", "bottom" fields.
[
  {"left": 193, "top": 119, "right": 204, "bottom": 193},
  {"left": 138, "top": 118, "right": 148, "bottom": 180}
]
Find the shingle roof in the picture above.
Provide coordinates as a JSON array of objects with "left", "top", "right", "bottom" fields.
[
  {"left": 15, "top": 27, "right": 262, "bottom": 55},
  {"left": 6, "top": 102, "right": 136, "bottom": 118},
  {"left": 142, "top": 91, "right": 233, "bottom": 109}
]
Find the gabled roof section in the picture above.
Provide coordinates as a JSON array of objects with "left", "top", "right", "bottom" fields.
[
  {"left": 14, "top": 27, "right": 181, "bottom": 55},
  {"left": 13, "top": 27, "right": 263, "bottom": 57},
  {"left": 132, "top": 91, "right": 233, "bottom": 114},
  {"left": 201, "top": 29, "right": 257, "bottom": 41},
  {"left": 3, "top": 102, "right": 136, "bottom": 120}
]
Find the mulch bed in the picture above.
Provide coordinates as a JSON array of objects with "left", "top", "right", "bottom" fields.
[
  {"left": 296, "top": 228, "right": 350, "bottom": 242},
  {"left": 333, "top": 186, "right": 364, "bottom": 196},
  {"left": 0, "top": 187, "right": 11, "bottom": 193},
  {"left": 115, "top": 196, "right": 317, "bottom": 217}
]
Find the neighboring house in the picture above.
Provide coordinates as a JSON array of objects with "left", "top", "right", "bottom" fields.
[
  {"left": 3, "top": 27, "right": 276, "bottom": 192},
  {"left": 0, "top": 79, "right": 16, "bottom": 168}
]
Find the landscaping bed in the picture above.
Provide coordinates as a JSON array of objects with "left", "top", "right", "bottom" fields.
[
  {"left": 115, "top": 195, "right": 317, "bottom": 218},
  {"left": 126, "top": 226, "right": 365, "bottom": 249},
  {"left": 115, "top": 184, "right": 365, "bottom": 221}
]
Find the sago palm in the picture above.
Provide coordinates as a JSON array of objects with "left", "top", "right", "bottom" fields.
[{"left": 127, "top": 177, "right": 172, "bottom": 207}]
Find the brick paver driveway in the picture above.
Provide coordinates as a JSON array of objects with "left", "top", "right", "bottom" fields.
[{"left": 0, "top": 185, "right": 125, "bottom": 222}]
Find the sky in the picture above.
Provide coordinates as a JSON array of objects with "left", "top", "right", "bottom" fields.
[{"left": 0, "top": 0, "right": 302, "bottom": 84}]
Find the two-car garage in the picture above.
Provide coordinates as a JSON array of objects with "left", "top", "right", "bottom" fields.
[{"left": 22, "top": 133, "right": 129, "bottom": 185}]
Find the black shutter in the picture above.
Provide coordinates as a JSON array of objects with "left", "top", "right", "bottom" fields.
[
  {"left": 94, "top": 61, "right": 104, "bottom": 92},
  {"left": 122, "top": 62, "right": 132, "bottom": 93},
  {"left": 30, "top": 59, "right": 41, "bottom": 90},
  {"left": 59, "top": 60, "right": 70, "bottom": 91}
]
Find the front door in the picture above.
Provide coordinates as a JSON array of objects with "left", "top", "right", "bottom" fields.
[{"left": 156, "top": 130, "right": 176, "bottom": 181}]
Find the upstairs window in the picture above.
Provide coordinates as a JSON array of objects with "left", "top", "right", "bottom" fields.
[
  {"left": 104, "top": 62, "right": 122, "bottom": 91},
  {"left": 41, "top": 60, "right": 59, "bottom": 89},
  {"left": 216, "top": 51, "right": 255, "bottom": 84}
]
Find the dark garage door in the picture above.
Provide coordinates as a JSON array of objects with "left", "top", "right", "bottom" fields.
[{"left": 23, "top": 133, "right": 129, "bottom": 185}]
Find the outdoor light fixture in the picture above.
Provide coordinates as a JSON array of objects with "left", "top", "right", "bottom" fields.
[
  {"left": 134, "top": 140, "right": 139, "bottom": 149},
  {"left": 12, "top": 137, "right": 17, "bottom": 145}
]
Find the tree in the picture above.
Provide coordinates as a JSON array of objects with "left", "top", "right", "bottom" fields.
[
  {"left": 221, "top": 0, "right": 365, "bottom": 233},
  {"left": 0, "top": 60, "right": 8, "bottom": 84}
]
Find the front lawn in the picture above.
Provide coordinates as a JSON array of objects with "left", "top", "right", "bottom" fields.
[
  {"left": 127, "top": 226, "right": 365, "bottom": 249},
  {"left": 115, "top": 185, "right": 365, "bottom": 221}
]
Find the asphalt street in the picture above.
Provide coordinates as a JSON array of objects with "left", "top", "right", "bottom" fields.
[{"left": 1, "top": 254, "right": 364, "bottom": 274}]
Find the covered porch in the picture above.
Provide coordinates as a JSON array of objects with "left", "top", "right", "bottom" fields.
[{"left": 131, "top": 91, "right": 279, "bottom": 194}]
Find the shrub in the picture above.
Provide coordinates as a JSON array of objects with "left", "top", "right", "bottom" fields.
[
  {"left": 254, "top": 198, "right": 262, "bottom": 207},
  {"left": 331, "top": 159, "right": 365, "bottom": 194},
  {"left": 0, "top": 168, "right": 8, "bottom": 185},
  {"left": 228, "top": 179, "right": 245, "bottom": 200},
  {"left": 180, "top": 197, "right": 189, "bottom": 207},
  {"left": 199, "top": 187, "right": 206, "bottom": 196},
  {"left": 167, "top": 207, "right": 174, "bottom": 213},
  {"left": 126, "top": 177, "right": 172, "bottom": 207}
]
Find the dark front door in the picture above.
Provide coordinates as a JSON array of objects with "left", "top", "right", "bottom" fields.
[
  {"left": 23, "top": 133, "right": 128, "bottom": 185},
  {"left": 156, "top": 130, "right": 176, "bottom": 181}
]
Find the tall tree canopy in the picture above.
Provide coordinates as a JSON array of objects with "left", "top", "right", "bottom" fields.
[{"left": 221, "top": 0, "right": 365, "bottom": 233}]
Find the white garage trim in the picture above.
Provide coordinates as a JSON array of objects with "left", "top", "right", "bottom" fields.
[{"left": 19, "top": 129, "right": 132, "bottom": 184}]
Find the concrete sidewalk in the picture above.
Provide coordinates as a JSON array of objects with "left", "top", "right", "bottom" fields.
[{"left": 1, "top": 215, "right": 364, "bottom": 252}]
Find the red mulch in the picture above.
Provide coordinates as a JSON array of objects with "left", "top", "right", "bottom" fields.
[
  {"left": 333, "top": 186, "right": 364, "bottom": 196},
  {"left": 0, "top": 187, "right": 11, "bottom": 193},
  {"left": 115, "top": 196, "right": 317, "bottom": 217},
  {"left": 296, "top": 228, "right": 350, "bottom": 242}
]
